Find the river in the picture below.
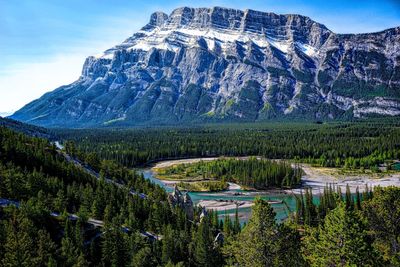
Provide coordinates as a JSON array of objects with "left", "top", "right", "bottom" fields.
[
  {"left": 140, "top": 168, "right": 301, "bottom": 223},
  {"left": 139, "top": 156, "right": 400, "bottom": 223}
]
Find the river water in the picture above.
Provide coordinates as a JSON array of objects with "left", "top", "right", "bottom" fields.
[
  {"left": 140, "top": 169, "right": 302, "bottom": 223},
  {"left": 138, "top": 157, "right": 397, "bottom": 223}
]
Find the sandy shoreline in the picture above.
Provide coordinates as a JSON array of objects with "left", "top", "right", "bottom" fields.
[
  {"left": 152, "top": 156, "right": 262, "bottom": 169},
  {"left": 197, "top": 199, "right": 283, "bottom": 211},
  {"left": 197, "top": 200, "right": 254, "bottom": 211},
  {"left": 152, "top": 157, "right": 400, "bottom": 195},
  {"left": 292, "top": 164, "right": 400, "bottom": 194},
  {"left": 227, "top": 182, "right": 241, "bottom": 190},
  {"left": 144, "top": 157, "right": 400, "bottom": 215},
  {"left": 153, "top": 157, "right": 220, "bottom": 169}
]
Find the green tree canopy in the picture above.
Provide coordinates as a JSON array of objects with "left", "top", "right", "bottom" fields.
[
  {"left": 303, "top": 203, "right": 379, "bottom": 266},
  {"left": 225, "top": 198, "right": 303, "bottom": 266},
  {"left": 363, "top": 186, "right": 400, "bottom": 265}
]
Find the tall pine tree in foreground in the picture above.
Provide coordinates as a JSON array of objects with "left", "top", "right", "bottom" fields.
[
  {"left": 224, "top": 198, "right": 303, "bottom": 266},
  {"left": 363, "top": 186, "right": 400, "bottom": 265},
  {"left": 303, "top": 203, "right": 379, "bottom": 266},
  {"left": 191, "top": 214, "right": 223, "bottom": 267},
  {"left": 2, "top": 211, "right": 34, "bottom": 267}
]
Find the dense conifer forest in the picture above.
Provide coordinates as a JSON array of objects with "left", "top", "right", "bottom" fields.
[
  {"left": 1, "top": 122, "right": 400, "bottom": 266},
  {"left": 158, "top": 157, "right": 302, "bottom": 189},
  {"left": 56, "top": 121, "right": 400, "bottom": 170},
  {"left": 0, "top": 127, "right": 222, "bottom": 266}
]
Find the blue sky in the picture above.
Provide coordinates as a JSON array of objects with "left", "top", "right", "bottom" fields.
[{"left": 1, "top": 0, "right": 399, "bottom": 114}]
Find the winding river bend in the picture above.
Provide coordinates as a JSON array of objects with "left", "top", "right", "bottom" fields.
[
  {"left": 140, "top": 167, "right": 300, "bottom": 223},
  {"left": 139, "top": 157, "right": 400, "bottom": 223}
]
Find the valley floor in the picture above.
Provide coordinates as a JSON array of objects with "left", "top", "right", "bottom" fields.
[
  {"left": 296, "top": 164, "right": 400, "bottom": 194},
  {"left": 152, "top": 157, "right": 400, "bottom": 194}
]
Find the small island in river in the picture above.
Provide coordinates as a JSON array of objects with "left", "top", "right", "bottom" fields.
[{"left": 153, "top": 157, "right": 303, "bottom": 192}]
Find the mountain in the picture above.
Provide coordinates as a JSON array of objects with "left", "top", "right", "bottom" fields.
[
  {"left": 0, "top": 111, "right": 14, "bottom": 117},
  {"left": 10, "top": 7, "right": 400, "bottom": 127}
]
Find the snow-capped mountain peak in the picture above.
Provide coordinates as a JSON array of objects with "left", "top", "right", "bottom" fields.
[{"left": 11, "top": 7, "right": 400, "bottom": 127}]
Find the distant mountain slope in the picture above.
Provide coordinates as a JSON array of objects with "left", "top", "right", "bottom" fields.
[
  {"left": 11, "top": 7, "right": 400, "bottom": 127},
  {"left": 0, "top": 116, "right": 53, "bottom": 139}
]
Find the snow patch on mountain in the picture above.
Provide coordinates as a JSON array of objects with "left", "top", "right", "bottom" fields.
[
  {"left": 10, "top": 7, "right": 400, "bottom": 127},
  {"left": 98, "top": 26, "right": 315, "bottom": 59}
]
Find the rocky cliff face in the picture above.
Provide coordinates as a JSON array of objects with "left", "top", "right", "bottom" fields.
[
  {"left": 11, "top": 7, "right": 400, "bottom": 127},
  {"left": 168, "top": 185, "right": 194, "bottom": 220}
]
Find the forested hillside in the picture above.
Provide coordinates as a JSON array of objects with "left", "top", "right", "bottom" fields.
[
  {"left": 0, "top": 116, "right": 52, "bottom": 139},
  {"left": 1, "top": 125, "right": 400, "bottom": 265},
  {"left": 0, "top": 126, "right": 224, "bottom": 266}
]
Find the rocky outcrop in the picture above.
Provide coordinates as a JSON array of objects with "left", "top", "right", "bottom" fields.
[
  {"left": 168, "top": 186, "right": 194, "bottom": 220},
  {"left": 199, "top": 207, "right": 208, "bottom": 222},
  {"left": 214, "top": 232, "right": 224, "bottom": 247},
  {"left": 11, "top": 7, "right": 400, "bottom": 127}
]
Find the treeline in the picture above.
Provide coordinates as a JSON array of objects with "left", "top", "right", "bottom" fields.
[
  {"left": 294, "top": 184, "right": 373, "bottom": 226},
  {"left": 0, "top": 126, "right": 235, "bottom": 266},
  {"left": 223, "top": 186, "right": 400, "bottom": 266},
  {"left": 1, "top": 126, "right": 400, "bottom": 266},
  {"left": 165, "top": 158, "right": 302, "bottom": 189},
  {"left": 298, "top": 185, "right": 399, "bottom": 266},
  {"left": 55, "top": 121, "right": 400, "bottom": 170}
]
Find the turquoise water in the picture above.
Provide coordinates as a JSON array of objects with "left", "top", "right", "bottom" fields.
[
  {"left": 141, "top": 169, "right": 303, "bottom": 223},
  {"left": 393, "top": 163, "right": 400, "bottom": 171}
]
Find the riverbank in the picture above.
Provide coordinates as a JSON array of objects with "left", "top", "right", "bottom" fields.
[
  {"left": 159, "top": 179, "right": 241, "bottom": 190},
  {"left": 152, "top": 156, "right": 300, "bottom": 192},
  {"left": 152, "top": 157, "right": 400, "bottom": 194},
  {"left": 197, "top": 199, "right": 285, "bottom": 211},
  {"left": 293, "top": 164, "right": 400, "bottom": 194},
  {"left": 153, "top": 157, "right": 246, "bottom": 192},
  {"left": 197, "top": 200, "right": 254, "bottom": 211},
  {"left": 141, "top": 157, "right": 400, "bottom": 221},
  {"left": 153, "top": 157, "right": 221, "bottom": 169}
]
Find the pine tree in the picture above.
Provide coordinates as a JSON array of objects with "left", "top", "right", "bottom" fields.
[
  {"left": 363, "top": 186, "right": 400, "bottom": 265},
  {"left": 33, "top": 230, "right": 57, "bottom": 266},
  {"left": 223, "top": 213, "right": 232, "bottom": 237},
  {"left": 75, "top": 253, "right": 89, "bottom": 267},
  {"left": 345, "top": 184, "right": 353, "bottom": 210},
  {"left": 233, "top": 206, "right": 241, "bottom": 235},
  {"left": 74, "top": 222, "right": 84, "bottom": 255},
  {"left": 355, "top": 186, "right": 362, "bottom": 210},
  {"left": 130, "top": 246, "right": 157, "bottom": 267},
  {"left": 61, "top": 236, "right": 79, "bottom": 267},
  {"left": 225, "top": 198, "right": 280, "bottom": 266},
  {"left": 2, "top": 212, "right": 34, "bottom": 267},
  {"left": 276, "top": 223, "right": 305, "bottom": 266},
  {"left": 101, "top": 219, "right": 127, "bottom": 267},
  {"left": 192, "top": 217, "right": 216, "bottom": 267},
  {"left": 295, "top": 190, "right": 305, "bottom": 224},
  {"left": 304, "top": 188, "right": 317, "bottom": 226},
  {"left": 304, "top": 203, "right": 378, "bottom": 266},
  {"left": 337, "top": 186, "right": 343, "bottom": 201},
  {"left": 363, "top": 184, "right": 370, "bottom": 201},
  {"left": 162, "top": 225, "right": 176, "bottom": 264}
]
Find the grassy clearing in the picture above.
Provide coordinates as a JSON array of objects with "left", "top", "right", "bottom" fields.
[{"left": 177, "top": 180, "right": 229, "bottom": 192}]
